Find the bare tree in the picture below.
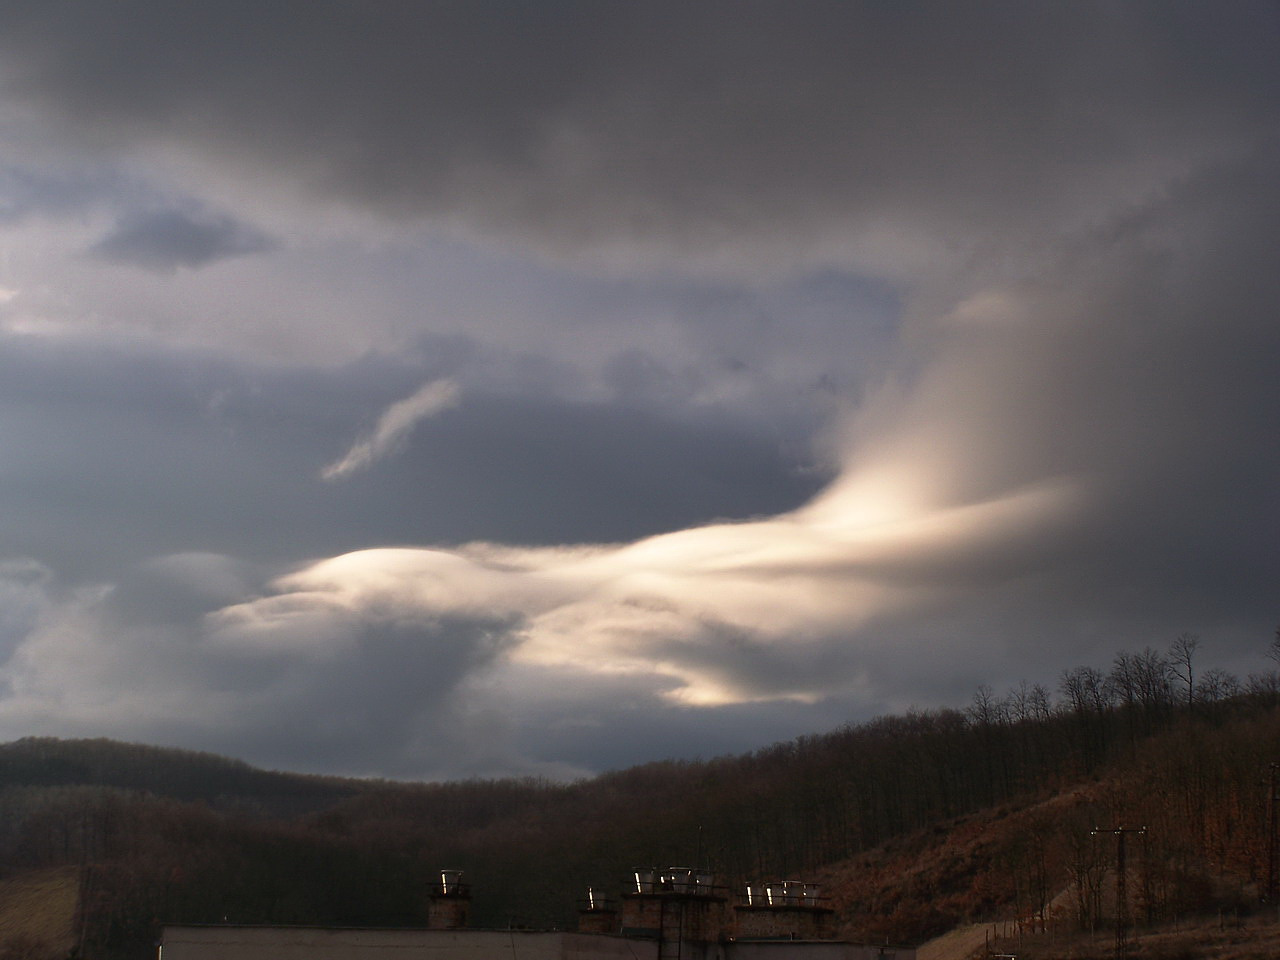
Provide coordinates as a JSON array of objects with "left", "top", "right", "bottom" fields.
[
  {"left": 1169, "top": 632, "right": 1200, "bottom": 708},
  {"left": 1251, "top": 627, "right": 1280, "bottom": 702},
  {"left": 1028, "top": 682, "right": 1053, "bottom": 721},
  {"left": 1248, "top": 671, "right": 1280, "bottom": 698},
  {"left": 1131, "top": 646, "right": 1173, "bottom": 713},
  {"left": 1107, "top": 652, "right": 1139, "bottom": 708},
  {"left": 1197, "top": 667, "right": 1240, "bottom": 703},
  {"left": 969, "top": 683, "right": 1002, "bottom": 727},
  {"left": 1008, "top": 680, "right": 1035, "bottom": 723},
  {"left": 1060, "top": 666, "right": 1109, "bottom": 715}
]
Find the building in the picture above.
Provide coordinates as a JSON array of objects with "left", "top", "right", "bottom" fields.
[
  {"left": 159, "top": 926, "right": 654, "bottom": 960},
  {"left": 159, "top": 868, "right": 915, "bottom": 960}
]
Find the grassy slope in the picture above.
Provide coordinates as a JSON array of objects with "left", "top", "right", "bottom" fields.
[
  {"left": 0, "top": 865, "right": 80, "bottom": 957},
  {"left": 822, "top": 771, "right": 1280, "bottom": 959},
  {"left": 819, "top": 784, "right": 1101, "bottom": 943}
]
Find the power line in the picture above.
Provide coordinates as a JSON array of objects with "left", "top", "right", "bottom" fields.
[
  {"left": 1091, "top": 826, "right": 1147, "bottom": 960},
  {"left": 1266, "top": 763, "right": 1279, "bottom": 905}
]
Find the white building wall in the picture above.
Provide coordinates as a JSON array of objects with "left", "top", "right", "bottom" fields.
[
  {"left": 161, "top": 926, "right": 659, "bottom": 960},
  {"left": 725, "top": 943, "right": 915, "bottom": 960},
  {"left": 160, "top": 925, "right": 909, "bottom": 960}
]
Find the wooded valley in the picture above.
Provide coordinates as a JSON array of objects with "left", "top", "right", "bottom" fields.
[{"left": 2, "top": 636, "right": 1279, "bottom": 959}]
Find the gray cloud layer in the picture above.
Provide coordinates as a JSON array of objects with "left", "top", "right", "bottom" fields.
[
  {"left": 0, "top": 3, "right": 1273, "bottom": 777},
  {"left": 88, "top": 207, "right": 276, "bottom": 271},
  {"left": 5, "top": 3, "right": 1273, "bottom": 270}
]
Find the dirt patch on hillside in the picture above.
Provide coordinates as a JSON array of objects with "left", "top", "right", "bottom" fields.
[
  {"left": 916, "top": 922, "right": 997, "bottom": 960},
  {"left": 0, "top": 866, "right": 80, "bottom": 959}
]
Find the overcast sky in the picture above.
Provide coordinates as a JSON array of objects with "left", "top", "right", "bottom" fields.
[{"left": 0, "top": 2, "right": 1274, "bottom": 780}]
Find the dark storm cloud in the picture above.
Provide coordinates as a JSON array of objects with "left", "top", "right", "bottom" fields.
[
  {"left": 2, "top": 2, "right": 1274, "bottom": 269},
  {"left": 846, "top": 150, "right": 1280, "bottom": 676},
  {"left": 0, "top": 2, "right": 1274, "bottom": 778},
  {"left": 87, "top": 207, "right": 276, "bottom": 271}
]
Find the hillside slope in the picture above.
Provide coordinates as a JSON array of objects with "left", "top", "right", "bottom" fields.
[
  {"left": 815, "top": 706, "right": 1280, "bottom": 951},
  {"left": 0, "top": 684, "right": 1277, "bottom": 958},
  {"left": 0, "top": 737, "right": 362, "bottom": 814},
  {"left": 0, "top": 866, "right": 80, "bottom": 960}
]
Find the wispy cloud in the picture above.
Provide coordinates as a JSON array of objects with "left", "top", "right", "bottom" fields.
[{"left": 322, "top": 379, "right": 461, "bottom": 481}]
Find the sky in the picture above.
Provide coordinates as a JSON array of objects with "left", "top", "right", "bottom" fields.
[{"left": 0, "top": 2, "right": 1274, "bottom": 780}]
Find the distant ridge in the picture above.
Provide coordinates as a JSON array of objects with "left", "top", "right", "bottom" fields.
[{"left": 0, "top": 736, "right": 362, "bottom": 815}]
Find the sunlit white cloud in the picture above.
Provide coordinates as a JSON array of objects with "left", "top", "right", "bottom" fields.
[
  {"left": 0, "top": 454, "right": 1085, "bottom": 776},
  {"left": 211, "top": 459, "right": 1085, "bottom": 709}
]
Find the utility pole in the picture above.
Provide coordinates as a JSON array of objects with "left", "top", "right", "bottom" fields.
[
  {"left": 1267, "top": 763, "right": 1279, "bottom": 906},
  {"left": 1092, "top": 826, "right": 1147, "bottom": 960}
]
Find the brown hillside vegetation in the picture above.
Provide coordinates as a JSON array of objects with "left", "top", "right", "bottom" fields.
[
  {"left": 914, "top": 913, "right": 1280, "bottom": 960},
  {"left": 0, "top": 648, "right": 1278, "bottom": 960},
  {"left": 816, "top": 705, "right": 1280, "bottom": 953},
  {"left": 0, "top": 866, "right": 79, "bottom": 960},
  {"left": 822, "top": 785, "right": 1106, "bottom": 944}
]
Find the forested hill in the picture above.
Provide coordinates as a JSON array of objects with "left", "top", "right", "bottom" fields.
[
  {"left": 0, "top": 737, "right": 361, "bottom": 813},
  {"left": 1, "top": 640, "right": 1279, "bottom": 960}
]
